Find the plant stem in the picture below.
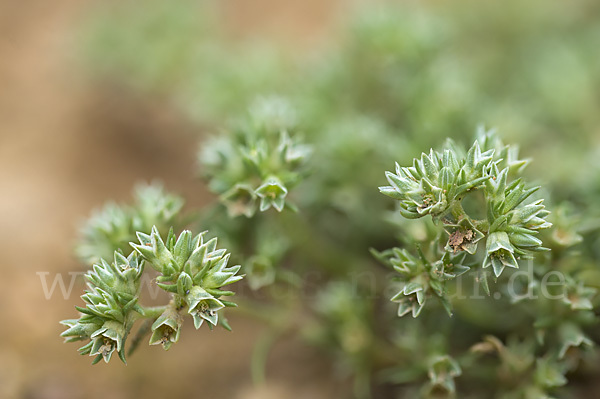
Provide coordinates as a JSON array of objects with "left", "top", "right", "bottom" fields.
[
  {"left": 450, "top": 200, "right": 467, "bottom": 220},
  {"left": 139, "top": 305, "right": 168, "bottom": 319}
]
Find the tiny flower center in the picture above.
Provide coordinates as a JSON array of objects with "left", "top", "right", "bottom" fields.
[{"left": 100, "top": 338, "right": 114, "bottom": 356}]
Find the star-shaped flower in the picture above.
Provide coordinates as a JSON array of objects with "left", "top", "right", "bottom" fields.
[{"left": 186, "top": 286, "right": 225, "bottom": 328}]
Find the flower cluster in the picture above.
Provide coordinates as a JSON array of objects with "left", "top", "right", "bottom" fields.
[
  {"left": 373, "top": 247, "right": 469, "bottom": 317},
  {"left": 131, "top": 227, "right": 242, "bottom": 336},
  {"left": 76, "top": 183, "right": 184, "bottom": 264},
  {"left": 379, "top": 131, "right": 552, "bottom": 284},
  {"left": 199, "top": 97, "right": 311, "bottom": 217},
  {"left": 379, "top": 140, "right": 493, "bottom": 220},
  {"left": 61, "top": 252, "right": 144, "bottom": 364},
  {"left": 76, "top": 0, "right": 600, "bottom": 395},
  {"left": 62, "top": 226, "right": 243, "bottom": 363}
]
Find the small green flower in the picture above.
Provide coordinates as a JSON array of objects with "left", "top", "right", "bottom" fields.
[
  {"left": 416, "top": 186, "right": 448, "bottom": 217},
  {"left": 90, "top": 337, "right": 117, "bottom": 364},
  {"left": 535, "top": 357, "right": 567, "bottom": 389},
  {"left": 425, "top": 355, "right": 462, "bottom": 396},
  {"left": 558, "top": 323, "right": 594, "bottom": 359},
  {"left": 89, "top": 320, "right": 127, "bottom": 364},
  {"left": 149, "top": 307, "right": 183, "bottom": 350},
  {"left": 484, "top": 231, "right": 519, "bottom": 277},
  {"left": 220, "top": 183, "right": 257, "bottom": 218},
  {"left": 255, "top": 176, "right": 288, "bottom": 212},
  {"left": 562, "top": 280, "right": 596, "bottom": 311},
  {"left": 186, "top": 286, "right": 225, "bottom": 328},
  {"left": 245, "top": 255, "right": 276, "bottom": 290},
  {"left": 439, "top": 251, "right": 470, "bottom": 278},
  {"left": 391, "top": 281, "right": 426, "bottom": 318}
]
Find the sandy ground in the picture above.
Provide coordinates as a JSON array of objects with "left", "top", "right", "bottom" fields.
[{"left": 0, "top": 0, "right": 350, "bottom": 397}]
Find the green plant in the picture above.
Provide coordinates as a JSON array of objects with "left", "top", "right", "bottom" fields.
[
  {"left": 63, "top": 225, "right": 242, "bottom": 364},
  {"left": 370, "top": 132, "right": 581, "bottom": 398},
  {"left": 75, "top": 183, "right": 184, "bottom": 264},
  {"left": 375, "top": 130, "right": 550, "bottom": 314},
  {"left": 200, "top": 96, "right": 311, "bottom": 216},
  {"left": 62, "top": 126, "right": 600, "bottom": 397},
  {"left": 62, "top": 0, "right": 600, "bottom": 397}
]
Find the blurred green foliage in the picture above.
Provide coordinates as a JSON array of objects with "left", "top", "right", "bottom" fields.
[
  {"left": 74, "top": 0, "right": 600, "bottom": 397},
  {"left": 76, "top": 182, "right": 184, "bottom": 264}
]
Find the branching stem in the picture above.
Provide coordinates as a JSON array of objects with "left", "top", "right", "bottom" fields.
[{"left": 138, "top": 305, "right": 168, "bottom": 319}]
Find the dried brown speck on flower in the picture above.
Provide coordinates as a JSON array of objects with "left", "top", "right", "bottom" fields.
[{"left": 448, "top": 229, "right": 475, "bottom": 253}]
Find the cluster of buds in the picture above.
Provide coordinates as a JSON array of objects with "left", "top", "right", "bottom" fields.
[
  {"left": 373, "top": 247, "right": 469, "bottom": 317},
  {"left": 76, "top": 183, "right": 184, "bottom": 264},
  {"left": 61, "top": 252, "right": 144, "bottom": 364},
  {"left": 379, "top": 140, "right": 493, "bottom": 220},
  {"left": 199, "top": 96, "right": 311, "bottom": 217},
  {"left": 131, "top": 227, "right": 242, "bottom": 343},
  {"left": 483, "top": 163, "right": 551, "bottom": 276},
  {"left": 377, "top": 131, "right": 553, "bottom": 319},
  {"left": 62, "top": 226, "right": 243, "bottom": 363}
]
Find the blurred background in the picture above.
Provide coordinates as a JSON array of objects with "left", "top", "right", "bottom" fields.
[{"left": 1, "top": 0, "right": 599, "bottom": 398}]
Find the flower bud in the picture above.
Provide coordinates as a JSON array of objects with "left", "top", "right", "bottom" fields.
[
  {"left": 149, "top": 307, "right": 183, "bottom": 350},
  {"left": 186, "top": 286, "right": 225, "bottom": 328}
]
